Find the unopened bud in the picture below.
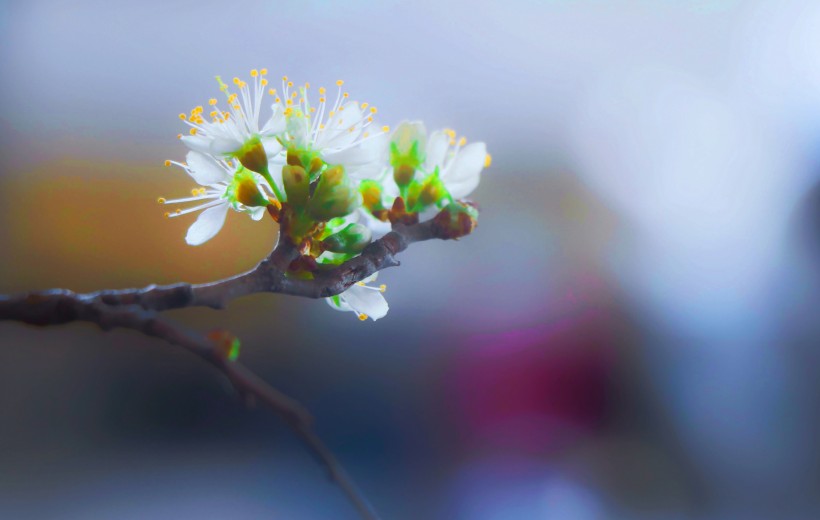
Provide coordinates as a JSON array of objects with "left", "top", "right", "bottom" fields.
[
  {"left": 282, "top": 164, "right": 310, "bottom": 208},
  {"left": 307, "top": 165, "right": 358, "bottom": 221},
  {"left": 322, "top": 223, "right": 373, "bottom": 254},
  {"left": 234, "top": 136, "right": 269, "bottom": 176},
  {"left": 431, "top": 202, "right": 479, "bottom": 240}
]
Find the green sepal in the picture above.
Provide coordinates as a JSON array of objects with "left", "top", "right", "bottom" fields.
[
  {"left": 226, "top": 167, "right": 268, "bottom": 207},
  {"left": 322, "top": 223, "right": 373, "bottom": 254}
]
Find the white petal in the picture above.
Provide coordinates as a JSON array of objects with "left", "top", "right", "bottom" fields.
[
  {"left": 342, "top": 284, "right": 389, "bottom": 321},
  {"left": 326, "top": 296, "right": 352, "bottom": 312},
  {"left": 261, "top": 136, "right": 283, "bottom": 158},
  {"left": 317, "top": 102, "right": 363, "bottom": 150},
  {"left": 442, "top": 142, "right": 486, "bottom": 199},
  {"left": 250, "top": 206, "right": 266, "bottom": 221},
  {"left": 391, "top": 121, "right": 427, "bottom": 155},
  {"left": 185, "top": 203, "right": 229, "bottom": 245},
  {"left": 358, "top": 209, "right": 392, "bottom": 240},
  {"left": 181, "top": 135, "right": 212, "bottom": 154},
  {"left": 210, "top": 137, "right": 243, "bottom": 155},
  {"left": 186, "top": 151, "right": 232, "bottom": 185},
  {"left": 260, "top": 104, "right": 286, "bottom": 135},
  {"left": 425, "top": 130, "right": 450, "bottom": 171}
]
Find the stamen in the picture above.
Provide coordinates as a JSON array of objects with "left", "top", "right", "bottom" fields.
[
  {"left": 484, "top": 154, "right": 492, "bottom": 168},
  {"left": 358, "top": 313, "right": 367, "bottom": 321}
]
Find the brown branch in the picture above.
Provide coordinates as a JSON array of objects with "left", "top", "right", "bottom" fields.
[{"left": 0, "top": 218, "right": 452, "bottom": 520}]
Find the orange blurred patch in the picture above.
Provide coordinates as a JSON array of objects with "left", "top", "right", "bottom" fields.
[{"left": 0, "top": 158, "right": 278, "bottom": 293}]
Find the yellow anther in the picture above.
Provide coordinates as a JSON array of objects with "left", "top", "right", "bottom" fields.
[
  {"left": 269, "top": 88, "right": 277, "bottom": 96},
  {"left": 357, "top": 313, "right": 367, "bottom": 321},
  {"left": 336, "top": 79, "right": 344, "bottom": 86},
  {"left": 176, "top": 134, "right": 182, "bottom": 139},
  {"left": 233, "top": 104, "right": 241, "bottom": 110},
  {"left": 382, "top": 125, "right": 390, "bottom": 132},
  {"left": 361, "top": 102, "right": 369, "bottom": 109},
  {"left": 228, "top": 93, "right": 237, "bottom": 103},
  {"left": 233, "top": 77, "right": 241, "bottom": 84},
  {"left": 328, "top": 111, "right": 335, "bottom": 117},
  {"left": 175, "top": 208, "right": 182, "bottom": 214},
  {"left": 356, "top": 282, "right": 366, "bottom": 287},
  {"left": 284, "top": 107, "right": 293, "bottom": 116},
  {"left": 319, "top": 97, "right": 326, "bottom": 103},
  {"left": 319, "top": 87, "right": 326, "bottom": 95},
  {"left": 261, "top": 78, "right": 268, "bottom": 86},
  {"left": 484, "top": 154, "right": 492, "bottom": 168},
  {"left": 445, "top": 128, "right": 456, "bottom": 138},
  {"left": 343, "top": 92, "right": 349, "bottom": 98},
  {"left": 163, "top": 212, "right": 170, "bottom": 218},
  {"left": 191, "top": 188, "right": 199, "bottom": 196},
  {"left": 250, "top": 69, "right": 258, "bottom": 77},
  {"left": 379, "top": 284, "right": 386, "bottom": 292},
  {"left": 223, "top": 111, "right": 230, "bottom": 118},
  {"left": 348, "top": 126, "right": 355, "bottom": 133},
  {"left": 319, "top": 123, "right": 325, "bottom": 129},
  {"left": 310, "top": 107, "right": 316, "bottom": 113},
  {"left": 299, "top": 97, "right": 304, "bottom": 104},
  {"left": 304, "top": 82, "right": 310, "bottom": 88},
  {"left": 282, "top": 75, "right": 288, "bottom": 81},
  {"left": 163, "top": 160, "right": 171, "bottom": 167},
  {"left": 178, "top": 113, "right": 186, "bottom": 120},
  {"left": 157, "top": 197, "right": 166, "bottom": 204},
  {"left": 190, "top": 128, "right": 197, "bottom": 135},
  {"left": 370, "top": 107, "right": 377, "bottom": 114},
  {"left": 260, "top": 68, "right": 268, "bottom": 75},
  {"left": 449, "top": 139, "right": 456, "bottom": 146},
  {"left": 274, "top": 97, "right": 281, "bottom": 103},
  {"left": 291, "top": 91, "right": 297, "bottom": 98},
  {"left": 208, "top": 98, "right": 217, "bottom": 106},
  {"left": 286, "top": 99, "right": 293, "bottom": 106},
  {"left": 287, "top": 81, "right": 294, "bottom": 88},
  {"left": 363, "top": 131, "right": 370, "bottom": 138},
  {"left": 458, "top": 137, "right": 467, "bottom": 146},
  {"left": 367, "top": 116, "right": 373, "bottom": 122}
]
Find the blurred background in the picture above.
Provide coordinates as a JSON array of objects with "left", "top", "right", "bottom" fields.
[{"left": 1, "top": 0, "right": 820, "bottom": 518}]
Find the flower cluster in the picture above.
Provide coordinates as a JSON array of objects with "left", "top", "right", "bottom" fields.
[{"left": 161, "top": 70, "right": 489, "bottom": 321}]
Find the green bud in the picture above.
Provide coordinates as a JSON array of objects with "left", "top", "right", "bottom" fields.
[
  {"left": 282, "top": 164, "right": 310, "bottom": 208},
  {"left": 233, "top": 135, "right": 269, "bottom": 176},
  {"left": 322, "top": 223, "right": 373, "bottom": 254},
  {"left": 307, "top": 165, "right": 359, "bottom": 221},
  {"left": 431, "top": 201, "right": 479, "bottom": 240}
]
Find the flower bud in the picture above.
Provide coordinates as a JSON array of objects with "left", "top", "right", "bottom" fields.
[
  {"left": 307, "top": 165, "right": 359, "bottom": 221},
  {"left": 282, "top": 164, "right": 310, "bottom": 208},
  {"left": 322, "top": 223, "right": 373, "bottom": 254},
  {"left": 431, "top": 201, "right": 479, "bottom": 240},
  {"left": 233, "top": 136, "right": 269, "bottom": 176}
]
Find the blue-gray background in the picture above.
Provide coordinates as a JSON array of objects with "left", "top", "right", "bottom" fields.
[{"left": 2, "top": 0, "right": 820, "bottom": 518}]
